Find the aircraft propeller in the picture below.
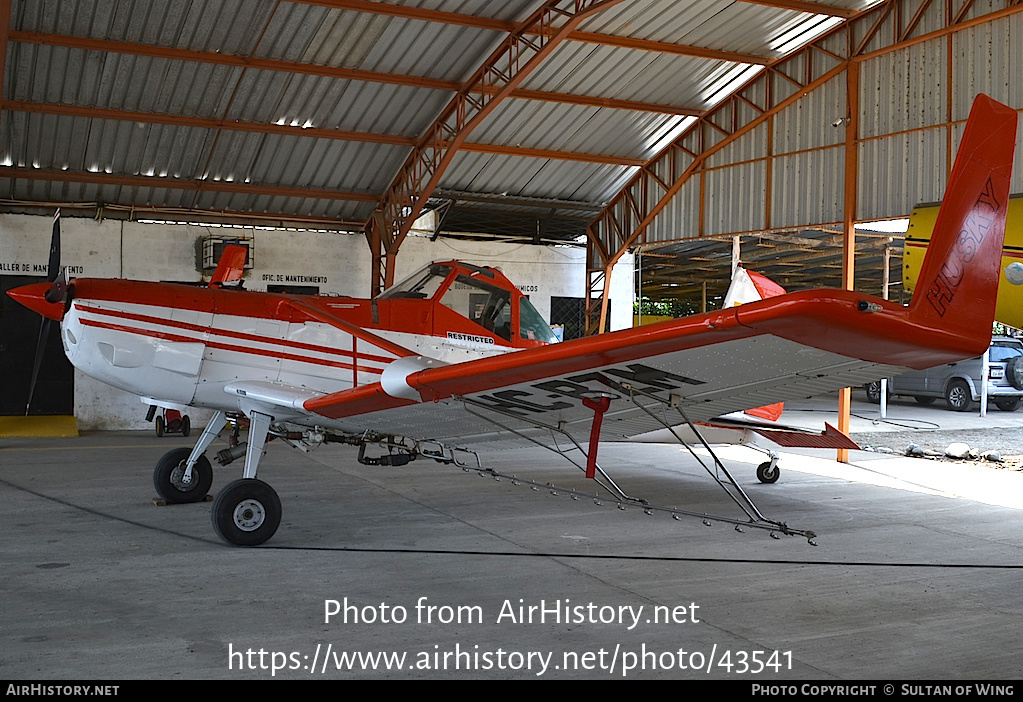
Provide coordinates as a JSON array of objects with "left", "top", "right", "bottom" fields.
[{"left": 24, "top": 210, "right": 63, "bottom": 415}]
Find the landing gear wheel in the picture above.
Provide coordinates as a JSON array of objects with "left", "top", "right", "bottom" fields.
[
  {"left": 212, "top": 479, "right": 282, "bottom": 546},
  {"left": 155, "top": 415, "right": 165, "bottom": 437},
  {"left": 756, "top": 461, "right": 780, "bottom": 484},
  {"left": 181, "top": 415, "right": 191, "bottom": 437},
  {"left": 945, "top": 379, "right": 974, "bottom": 412},
  {"left": 153, "top": 448, "right": 213, "bottom": 503}
]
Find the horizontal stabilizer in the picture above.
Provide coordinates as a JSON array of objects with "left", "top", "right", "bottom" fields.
[{"left": 749, "top": 422, "right": 858, "bottom": 450}]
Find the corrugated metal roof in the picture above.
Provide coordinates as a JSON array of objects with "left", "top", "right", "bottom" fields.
[{"left": 1, "top": 0, "right": 1015, "bottom": 261}]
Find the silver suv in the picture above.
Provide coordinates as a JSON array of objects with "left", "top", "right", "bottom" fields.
[{"left": 864, "top": 336, "right": 1023, "bottom": 412}]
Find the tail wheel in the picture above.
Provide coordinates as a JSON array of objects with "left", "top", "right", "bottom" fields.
[
  {"left": 153, "top": 448, "right": 213, "bottom": 503},
  {"left": 212, "top": 479, "right": 282, "bottom": 546}
]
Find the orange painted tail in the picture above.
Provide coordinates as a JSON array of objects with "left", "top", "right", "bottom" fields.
[
  {"left": 908, "top": 94, "right": 1017, "bottom": 352},
  {"left": 209, "top": 244, "right": 248, "bottom": 287}
]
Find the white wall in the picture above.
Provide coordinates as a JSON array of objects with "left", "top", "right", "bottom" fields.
[{"left": 1, "top": 214, "right": 633, "bottom": 429}]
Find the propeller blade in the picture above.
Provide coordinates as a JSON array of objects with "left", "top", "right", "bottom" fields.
[
  {"left": 24, "top": 209, "right": 63, "bottom": 414},
  {"left": 47, "top": 209, "right": 61, "bottom": 282},
  {"left": 25, "top": 317, "right": 51, "bottom": 415},
  {"left": 44, "top": 210, "right": 67, "bottom": 304}
]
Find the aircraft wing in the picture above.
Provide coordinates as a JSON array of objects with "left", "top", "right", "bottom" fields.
[
  {"left": 301, "top": 94, "right": 1016, "bottom": 449},
  {"left": 301, "top": 297, "right": 917, "bottom": 445}
]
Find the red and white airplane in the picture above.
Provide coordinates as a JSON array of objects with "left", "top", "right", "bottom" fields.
[{"left": 9, "top": 94, "right": 1017, "bottom": 546}]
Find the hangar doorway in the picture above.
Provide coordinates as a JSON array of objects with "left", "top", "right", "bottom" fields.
[{"left": 0, "top": 275, "right": 74, "bottom": 415}]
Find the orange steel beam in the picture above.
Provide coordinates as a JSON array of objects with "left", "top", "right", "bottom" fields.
[
  {"left": 837, "top": 59, "right": 858, "bottom": 464},
  {"left": 6, "top": 201, "right": 365, "bottom": 230},
  {"left": 6, "top": 101, "right": 418, "bottom": 147},
  {"left": 8, "top": 30, "right": 727, "bottom": 116},
  {"left": 9, "top": 31, "right": 460, "bottom": 92},
  {"left": 7, "top": 101, "right": 645, "bottom": 166},
  {"left": 296, "top": 0, "right": 854, "bottom": 24},
  {"left": 481, "top": 87, "right": 703, "bottom": 116},
  {"left": 10, "top": 31, "right": 695, "bottom": 116},
  {"left": 289, "top": 0, "right": 774, "bottom": 62},
  {"left": 366, "top": 0, "right": 631, "bottom": 296},
  {"left": 0, "top": 167, "right": 379, "bottom": 202},
  {"left": 553, "top": 31, "right": 772, "bottom": 64},
  {"left": 739, "top": 0, "right": 854, "bottom": 16}
]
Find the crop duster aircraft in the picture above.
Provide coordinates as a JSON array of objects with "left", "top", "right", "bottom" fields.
[{"left": 9, "top": 95, "right": 1017, "bottom": 546}]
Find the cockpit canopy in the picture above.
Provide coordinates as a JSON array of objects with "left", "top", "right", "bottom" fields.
[{"left": 379, "top": 262, "right": 559, "bottom": 345}]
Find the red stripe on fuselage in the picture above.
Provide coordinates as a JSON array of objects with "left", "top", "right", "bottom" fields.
[
  {"left": 77, "top": 316, "right": 385, "bottom": 375},
  {"left": 75, "top": 302, "right": 397, "bottom": 365}
]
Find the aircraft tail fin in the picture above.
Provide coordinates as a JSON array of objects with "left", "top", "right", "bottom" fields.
[
  {"left": 209, "top": 244, "right": 248, "bottom": 287},
  {"left": 908, "top": 94, "right": 1017, "bottom": 347}
]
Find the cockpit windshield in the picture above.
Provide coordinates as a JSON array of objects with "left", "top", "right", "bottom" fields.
[
  {"left": 378, "top": 263, "right": 453, "bottom": 299},
  {"left": 379, "top": 261, "right": 560, "bottom": 345}
]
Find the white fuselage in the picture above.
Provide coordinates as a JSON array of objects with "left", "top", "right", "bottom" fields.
[{"left": 60, "top": 295, "right": 513, "bottom": 424}]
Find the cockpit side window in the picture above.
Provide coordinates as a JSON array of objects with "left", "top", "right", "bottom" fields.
[{"left": 440, "top": 275, "right": 512, "bottom": 341}]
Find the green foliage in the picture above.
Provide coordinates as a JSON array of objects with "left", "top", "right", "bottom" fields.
[
  {"left": 994, "top": 321, "right": 1022, "bottom": 337},
  {"left": 634, "top": 297, "right": 720, "bottom": 318}
]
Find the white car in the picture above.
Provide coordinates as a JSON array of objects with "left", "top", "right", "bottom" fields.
[{"left": 864, "top": 336, "right": 1023, "bottom": 412}]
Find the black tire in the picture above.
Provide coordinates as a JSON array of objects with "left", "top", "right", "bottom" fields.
[
  {"left": 944, "top": 379, "right": 974, "bottom": 412},
  {"left": 994, "top": 397, "right": 1021, "bottom": 412},
  {"left": 155, "top": 415, "right": 165, "bottom": 437},
  {"left": 756, "top": 461, "right": 779, "bottom": 484},
  {"left": 212, "top": 479, "right": 282, "bottom": 546},
  {"left": 914, "top": 396, "right": 936, "bottom": 406},
  {"left": 864, "top": 381, "right": 882, "bottom": 403},
  {"left": 1007, "top": 357, "right": 1023, "bottom": 390},
  {"left": 181, "top": 415, "right": 191, "bottom": 437},
  {"left": 153, "top": 448, "right": 213, "bottom": 503}
]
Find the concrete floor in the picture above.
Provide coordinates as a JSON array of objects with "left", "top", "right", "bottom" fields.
[{"left": 2, "top": 397, "right": 1022, "bottom": 680}]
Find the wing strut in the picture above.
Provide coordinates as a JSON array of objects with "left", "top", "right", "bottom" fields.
[
  {"left": 458, "top": 396, "right": 637, "bottom": 503},
  {"left": 581, "top": 395, "right": 612, "bottom": 479},
  {"left": 619, "top": 382, "right": 816, "bottom": 543},
  {"left": 457, "top": 393, "right": 816, "bottom": 543}
]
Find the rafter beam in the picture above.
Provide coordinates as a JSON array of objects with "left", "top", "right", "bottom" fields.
[
  {"left": 0, "top": 167, "right": 379, "bottom": 202},
  {"left": 10, "top": 31, "right": 461, "bottom": 91},
  {"left": 290, "top": 1, "right": 773, "bottom": 63},
  {"left": 6, "top": 101, "right": 645, "bottom": 166},
  {"left": 11, "top": 31, "right": 694, "bottom": 117},
  {"left": 739, "top": 0, "right": 855, "bottom": 17}
]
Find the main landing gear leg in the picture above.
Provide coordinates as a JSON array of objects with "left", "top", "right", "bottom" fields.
[
  {"left": 152, "top": 411, "right": 225, "bottom": 503},
  {"left": 211, "top": 411, "right": 282, "bottom": 546}
]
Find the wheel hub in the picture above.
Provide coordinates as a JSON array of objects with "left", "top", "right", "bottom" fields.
[
  {"left": 233, "top": 499, "right": 265, "bottom": 531},
  {"left": 170, "top": 462, "right": 194, "bottom": 490}
]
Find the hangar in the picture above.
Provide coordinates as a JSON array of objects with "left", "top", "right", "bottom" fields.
[{"left": 2, "top": 0, "right": 1023, "bottom": 681}]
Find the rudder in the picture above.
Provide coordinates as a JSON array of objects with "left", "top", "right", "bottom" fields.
[{"left": 908, "top": 94, "right": 1017, "bottom": 351}]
